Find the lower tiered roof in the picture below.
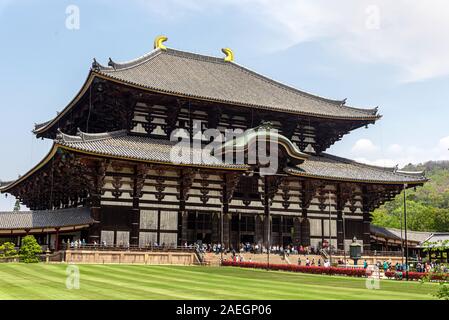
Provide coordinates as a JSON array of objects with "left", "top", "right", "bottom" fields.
[
  {"left": 0, "top": 130, "right": 426, "bottom": 193},
  {"left": 286, "top": 154, "right": 427, "bottom": 184}
]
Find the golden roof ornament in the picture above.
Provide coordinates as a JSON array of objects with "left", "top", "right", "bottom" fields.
[
  {"left": 154, "top": 35, "right": 168, "bottom": 50},
  {"left": 221, "top": 48, "right": 234, "bottom": 62}
]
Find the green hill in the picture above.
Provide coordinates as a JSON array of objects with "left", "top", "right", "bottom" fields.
[{"left": 372, "top": 161, "right": 449, "bottom": 232}]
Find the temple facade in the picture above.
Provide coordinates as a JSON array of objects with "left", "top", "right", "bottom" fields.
[{"left": 0, "top": 36, "right": 427, "bottom": 252}]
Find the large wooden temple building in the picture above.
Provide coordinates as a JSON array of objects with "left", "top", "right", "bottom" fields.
[{"left": 0, "top": 36, "right": 427, "bottom": 252}]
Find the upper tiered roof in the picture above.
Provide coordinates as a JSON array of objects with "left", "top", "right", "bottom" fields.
[
  {"left": 34, "top": 37, "right": 380, "bottom": 136},
  {"left": 94, "top": 48, "right": 379, "bottom": 119}
]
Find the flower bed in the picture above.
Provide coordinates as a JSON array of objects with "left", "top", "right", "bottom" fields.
[
  {"left": 221, "top": 261, "right": 367, "bottom": 277},
  {"left": 384, "top": 270, "right": 449, "bottom": 281}
]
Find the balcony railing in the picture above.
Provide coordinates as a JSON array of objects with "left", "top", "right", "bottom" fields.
[
  {"left": 330, "top": 249, "right": 403, "bottom": 257},
  {"left": 62, "top": 243, "right": 196, "bottom": 252}
]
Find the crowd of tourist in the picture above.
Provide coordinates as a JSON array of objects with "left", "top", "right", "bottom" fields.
[
  {"left": 184, "top": 241, "right": 320, "bottom": 256},
  {"left": 365, "top": 259, "right": 449, "bottom": 273}
]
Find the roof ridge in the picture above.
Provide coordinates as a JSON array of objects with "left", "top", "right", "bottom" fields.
[
  {"left": 56, "top": 129, "right": 127, "bottom": 143},
  {"left": 93, "top": 48, "right": 163, "bottom": 72}
]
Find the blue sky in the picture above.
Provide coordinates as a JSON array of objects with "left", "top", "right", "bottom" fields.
[{"left": 0, "top": 0, "right": 448, "bottom": 210}]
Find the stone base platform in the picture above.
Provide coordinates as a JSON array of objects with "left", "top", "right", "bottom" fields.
[{"left": 64, "top": 250, "right": 198, "bottom": 265}]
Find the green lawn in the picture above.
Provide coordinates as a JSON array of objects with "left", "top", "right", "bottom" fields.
[{"left": 0, "top": 264, "right": 438, "bottom": 300}]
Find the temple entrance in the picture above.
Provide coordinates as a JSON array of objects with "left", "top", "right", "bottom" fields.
[
  {"left": 196, "top": 232, "right": 211, "bottom": 243},
  {"left": 241, "top": 234, "right": 254, "bottom": 244}
]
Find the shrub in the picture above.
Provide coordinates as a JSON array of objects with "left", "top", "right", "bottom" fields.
[
  {"left": 384, "top": 270, "right": 449, "bottom": 282},
  {"left": 19, "top": 235, "right": 42, "bottom": 263},
  {"left": 0, "top": 242, "right": 18, "bottom": 258},
  {"left": 221, "top": 261, "right": 367, "bottom": 277},
  {"left": 434, "top": 283, "right": 449, "bottom": 300}
]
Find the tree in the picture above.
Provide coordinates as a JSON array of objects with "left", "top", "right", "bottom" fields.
[
  {"left": 0, "top": 242, "right": 18, "bottom": 258},
  {"left": 19, "top": 235, "right": 42, "bottom": 263},
  {"left": 372, "top": 161, "right": 449, "bottom": 232}
]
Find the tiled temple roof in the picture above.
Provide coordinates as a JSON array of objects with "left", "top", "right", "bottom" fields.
[
  {"left": 55, "top": 130, "right": 248, "bottom": 170},
  {"left": 55, "top": 130, "right": 424, "bottom": 184},
  {"left": 370, "top": 225, "right": 402, "bottom": 241},
  {"left": 34, "top": 46, "right": 381, "bottom": 135},
  {"left": 286, "top": 154, "right": 427, "bottom": 184},
  {"left": 418, "top": 233, "right": 449, "bottom": 248},
  {"left": 0, "top": 207, "right": 93, "bottom": 230},
  {"left": 94, "top": 48, "right": 380, "bottom": 120},
  {"left": 371, "top": 226, "right": 449, "bottom": 248},
  {"left": 1, "top": 130, "right": 426, "bottom": 193}
]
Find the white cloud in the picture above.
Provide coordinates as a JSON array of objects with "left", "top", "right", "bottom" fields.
[
  {"left": 251, "top": 0, "right": 449, "bottom": 82},
  {"left": 139, "top": 0, "right": 449, "bottom": 82},
  {"left": 351, "top": 138, "right": 379, "bottom": 154},
  {"left": 350, "top": 136, "right": 449, "bottom": 167}
]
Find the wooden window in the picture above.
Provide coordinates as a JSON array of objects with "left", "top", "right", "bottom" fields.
[
  {"left": 187, "top": 211, "right": 196, "bottom": 229},
  {"left": 231, "top": 214, "right": 239, "bottom": 231},
  {"left": 240, "top": 215, "right": 255, "bottom": 232},
  {"left": 272, "top": 217, "right": 281, "bottom": 233},
  {"left": 283, "top": 217, "right": 294, "bottom": 233}
]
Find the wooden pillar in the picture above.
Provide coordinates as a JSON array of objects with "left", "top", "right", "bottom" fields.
[
  {"left": 179, "top": 169, "right": 187, "bottom": 245},
  {"left": 361, "top": 186, "right": 372, "bottom": 252},
  {"left": 336, "top": 184, "right": 347, "bottom": 250},
  {"left": 55, "top": 228, "right": 60, "bottom": 251},
  {"left": 300, "top": 209, "right": 310, "bottom": 246},
  {"left": 336, "top": 208, "right": 344, "bottom": 250},
  {"left": 212, "top": 213, "right": 219, "bottom": 243},
  {"left": 263, "top": 176, "right": 271, "bottom": 251},
  {"left": 130, "top": 165, "right": 140, "bottom": 246},
  {"left": 300, "top": 180, "right": 313, "bottom": 247},
  {"left": 181, "top": 212, "right": 188, "bottom": 245},
  {"left": 238, "top": 213, "right": 241, "bottom": 246},
  {"left": 88, "top": 160, "right": 106, "bottom": 245},
  {"left": 293, "top": 217, "right": 301, "bottom": 246},
  {"left": 222, "top": 178, "right": 229, "bottom": 247},
  {"left": 88, "top": 194, "right": 101, "bottom": 244},
  {"left": 362, "top": 210, "right": 371, "bottom": 252},
  {"left": 223, "top": 214, "right": 230, "bottom": 248}
]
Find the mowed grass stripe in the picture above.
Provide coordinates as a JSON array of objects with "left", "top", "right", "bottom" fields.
[
  {"left": 151, "top": 266, "right": 434, "bottom": 300},
  {"left": 0, "top": 268, "right": 53, "bottom": 300},
  {"left": 128, "top": 265, "right": 363, "bottom": 300},
  {"left": 0, "top": 264, "right": 437, "bottom": 300},
  {"left": 0, "top": 264, "right": 172, "bottom": 300},
  {"left": 0, "top": 264, "right": 122, "bottom": 300},
  {"left": 95, "top": 264, "right": 303, "bottom": 300},
  {"left": 91, "top": 266, "right": 294, "bottom": 299},
  {"left": 0, "top": 264, "right": 84, "bottom": 299},
  {"left": 0, "top": 264, "right": 197, "bottom": 300},
  {"left": 78, "top": 265, "right": 239, "bottom": 300}
]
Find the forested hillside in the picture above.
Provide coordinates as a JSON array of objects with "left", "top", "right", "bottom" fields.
[{"left": 372, "top": 161, "right": 449, "bottom": 232}]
